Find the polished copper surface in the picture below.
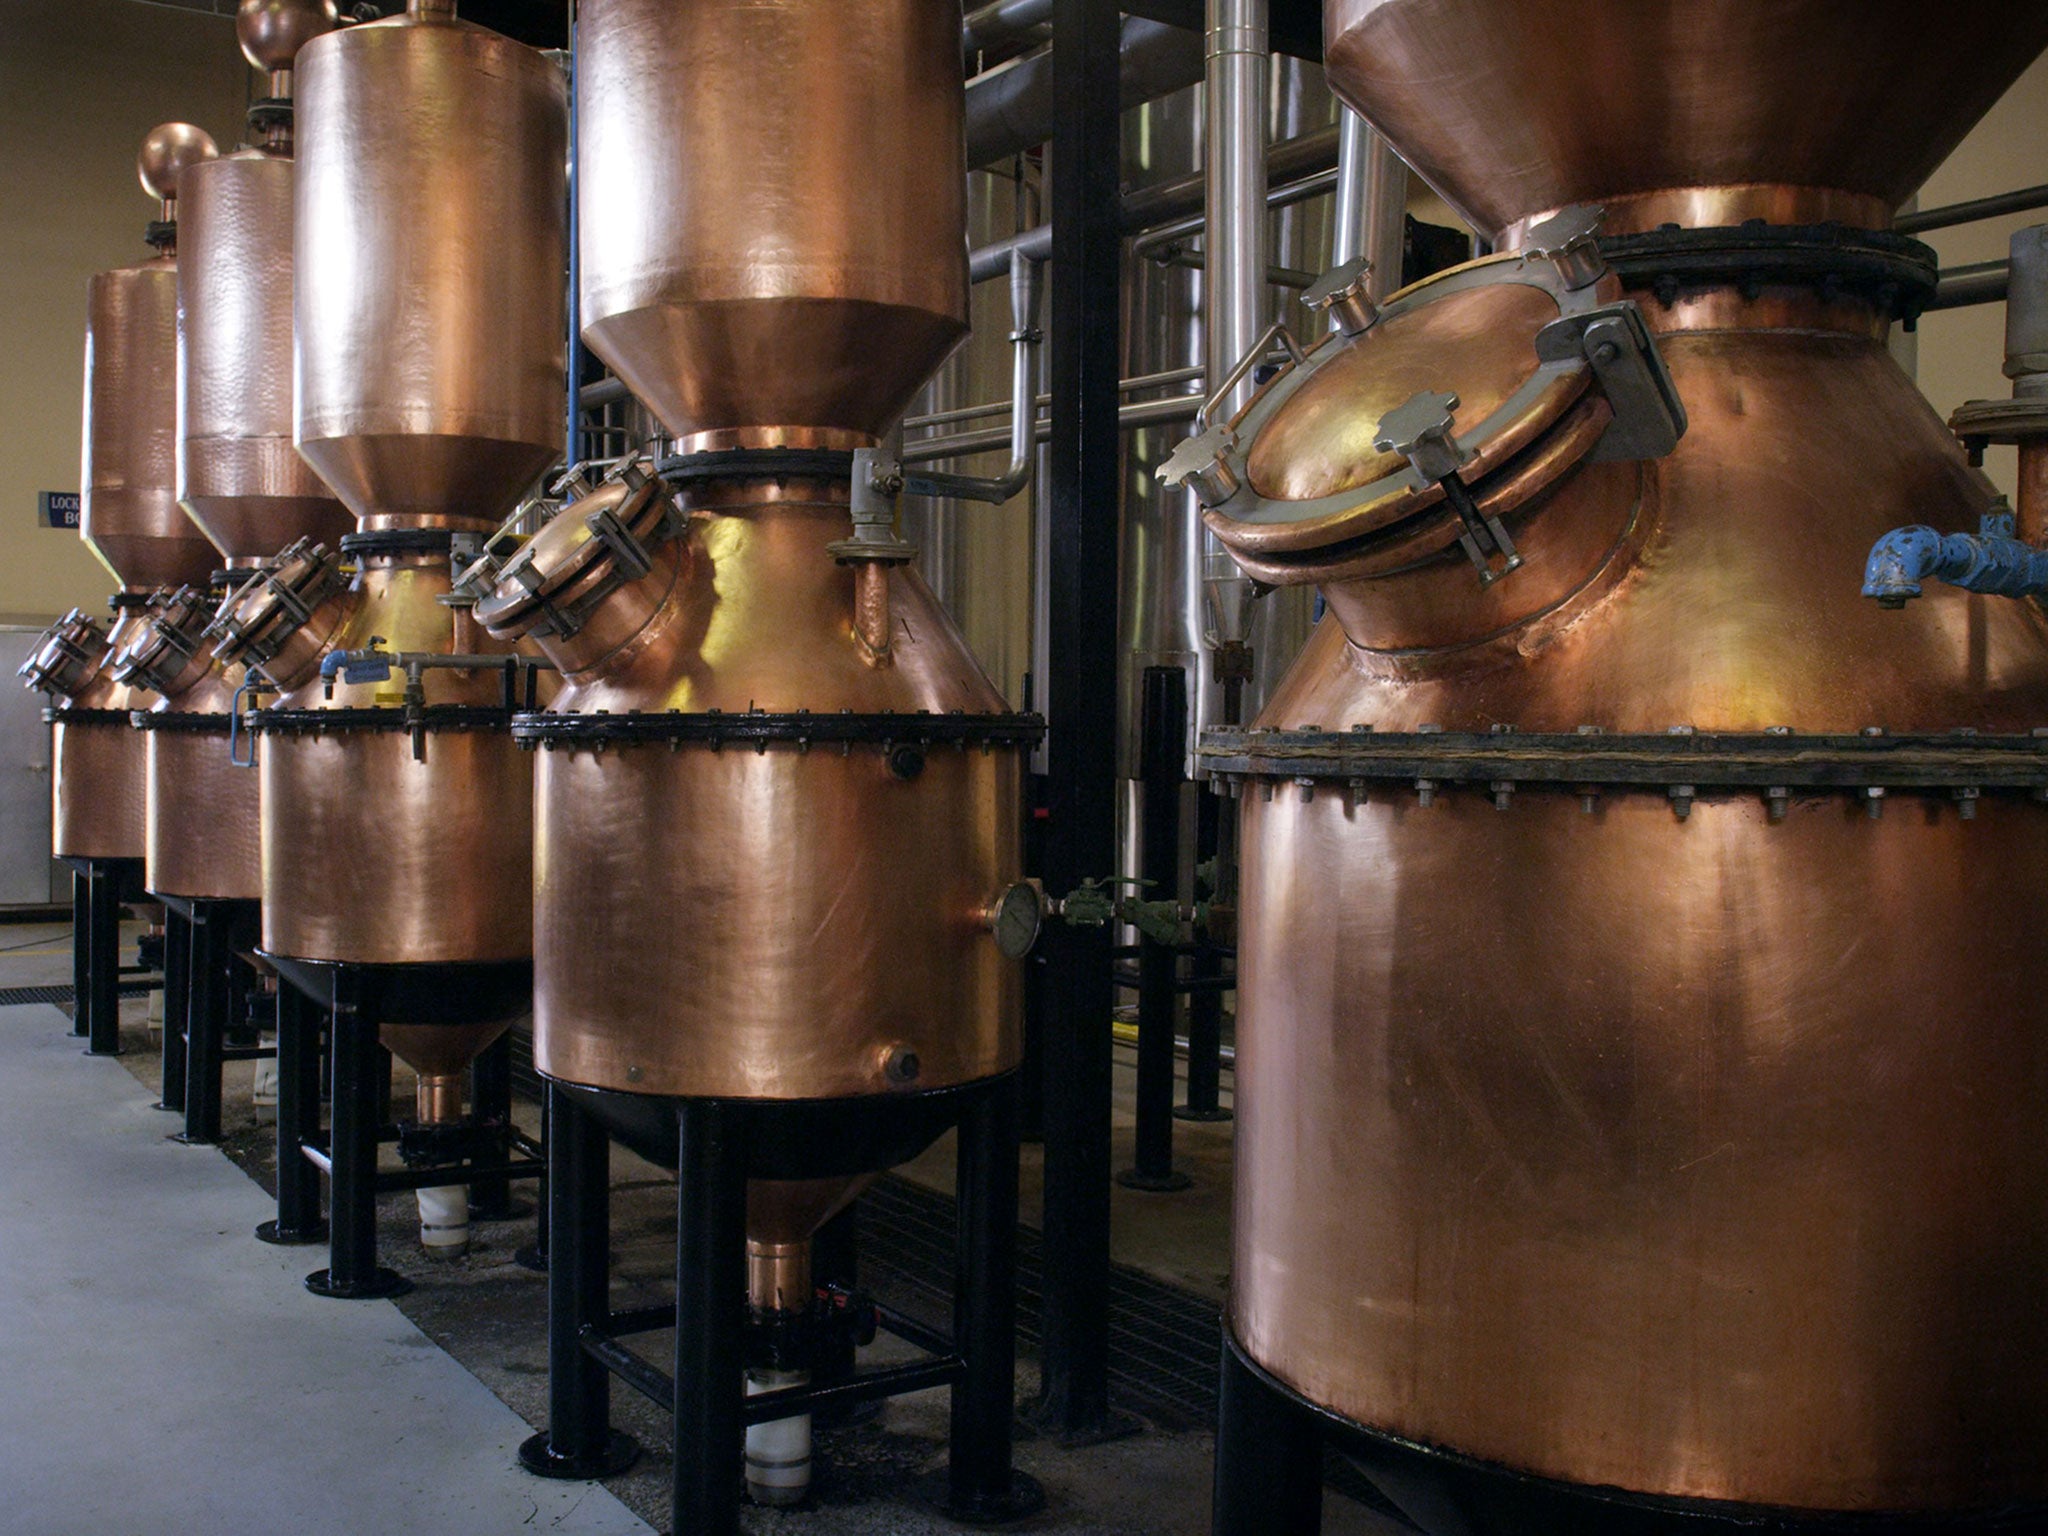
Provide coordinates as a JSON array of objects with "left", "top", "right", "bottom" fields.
[
  {"left": 294, "top": 7, "right": 565, "bottom": 527},
  {"left": 83, "top": 259, "right": 219, "bottom": 591},
  {"left": 492, "top": 491, "right": 1026, "bottom": 1100},
  {"left": 259, "top": 552, "right": 533, "bottom": 965},
  {"left": 1323, "top": 0, "right": 2048, "bottom": 240},
  {"left": 577, "top": 0, "right": 968, "bottom": 448},
  {"left": 179, "top": 148, "right": 349, "bottom": 561},
  {"left": 207, "top": 539, "right": 353, "bottom": 685},
  {"left": 238, "top": 0, "right": 337, "bottom": 75},
  {"left": 1227, "top": 286, "right": 2048, "bottom": 1510},
  {"left": 143, "top": 672, "right": 259, "bottom": 901},
  {"left": 48, "top": 606, "right": 161, "bottom": 861},
  {"left": 137, "top": 123, "right": 218, "bottom": 207},
  {"left": 746, "top": 1176, "right": 874, "bottom": 1312}
]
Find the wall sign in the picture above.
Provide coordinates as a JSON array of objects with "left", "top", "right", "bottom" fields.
[{"left": 37, "top": 492, "right": 80, "bottom": 530}]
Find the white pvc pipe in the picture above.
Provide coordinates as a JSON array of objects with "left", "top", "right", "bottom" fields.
[
  {"left": 744, "top": 1368, "right": 811, "bottom": 1507},
  {"left": 416, "top": 1184, "right": 470, "bottom": 1259}
]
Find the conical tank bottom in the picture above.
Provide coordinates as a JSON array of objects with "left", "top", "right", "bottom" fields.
[{"left": 1325, "top": 0, "right": 2048, "bottom": 239}]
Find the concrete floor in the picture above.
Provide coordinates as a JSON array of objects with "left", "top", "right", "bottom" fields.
[{"left": 0, "top": 919, "right": 1406, "bottom": 1536}]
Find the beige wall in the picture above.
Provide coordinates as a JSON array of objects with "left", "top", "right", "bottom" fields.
[
  {"left": 0, "top": 0, "right": 249, "bottom": 625},
  {"left": 1910, "top": 51, "right": 2048, "bottom": 503}
]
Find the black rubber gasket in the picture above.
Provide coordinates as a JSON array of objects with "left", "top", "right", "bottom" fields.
[
  {"left": 253, "top": 704, "right": 515, "bottom": 736},
  {"left": 131, "top": 710, "right": 233, "bottom": 734},
  {"left": 1199, "top": 726, "right": 2048, "bottom": 792},
  {"left": 339, "top": 528, "right": 457, "bottom": 558},
  {"left": 43, "top": 707, "right": 133, "bottom": 726},
  {"left": 1601, "top": 222, "right": 1938, "bottom": 322},
  {"left": 655, "top": 448, "right": 856, "bottom": 489},
  {"left": 512, "top": 708, "right": 1045, "bottom": 751}
]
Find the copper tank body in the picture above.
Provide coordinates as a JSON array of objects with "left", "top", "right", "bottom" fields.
[
  {"left": 83, "top": 258, "right": 219, "bottom": 594},
  {"left": 293, "top": 6, "right": 566, "bottom": 529},
  {"left": 1206, "top": 0, "right": 2048, "bottom": 1521},
  {"left": 260, "top": 546, "right": 534, "bottom": 965},
  {"left": 45, "top": 605, "right": 161, "bottom": 861},
  {"left": 178, "top": 147, "right": 349, "bottom": 562},
  {"left": 576, "top": 0, "right": 968, "bottom": 451},
  {"left": 500, "top": 485, "right": 1025, "bottom": 1100},
  {"left": 259, "top": 1, "right": 562, "bottom": 969}
]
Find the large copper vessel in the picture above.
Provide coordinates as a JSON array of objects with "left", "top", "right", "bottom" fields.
[
  {"left": 29, "top": 128, "right": 222, "bottom": 864},
  {"left": 176, "top": 3, "right": 348, "bottom": 566},
  {"left": 487, "top": 0, "right": 1035, "bottom": 1514},
  {"left": 259, "top": 0, "right": 563, "bottom": 974},
  {"left": 133, "top": 2, "right": 349, "bottom": 906},
  {"left": 1195, "top": 2, "right": 2048, "bottom": 1529}
]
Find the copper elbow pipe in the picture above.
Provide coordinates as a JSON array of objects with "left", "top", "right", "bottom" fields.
[
  {"left": 414, "top": 1072, "right": 464, "bottom": 1125},
  {"left": 746, "top": 1238, "right": 811, "bottom": 1317}
]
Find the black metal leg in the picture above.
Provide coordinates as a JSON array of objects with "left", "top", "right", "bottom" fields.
[
  {"left": 259, "top": 983, "right": 328, "bottom": 1245},
  {"left": 70, "top": 869, "right": 90, "bottom": 1039},
  {"left": 1214, "top": 1334, "right": 1324, "bottom": 1536},
  {"left": 178, "top": 904, "right": 225, "bottom": 1144},
  {"left": 1123, "top": 670, "right": 1191, "bottom": 1191},
  {"left": 515, "top": 1089, "right": 550, "bottom": 1273},
  {"left": 156, "top": 908, "right": 188, "bottom": 1112},
  {"left": 85, "top": 862, "right": 121, "bottom": 1055},
  {"left": 673, "top": 1098, "right": 748, "bottom": 1536},
  {"left": 468, "top": 1032, "right": 516, "bottom": 1220},
  {"left": 1179, "top": 785, "right": 1231, "bottom": 1123},
  {"left": 307, "top": 969, "right": 408, "bottom": 1299},
  {"left": 519, "top": 1083, "right": 639, "bottom": 1479},
  {"left": 374, "top": 1042, "right": 395, "bottom": 1131},
  {"left": 945, "top": 1077, "right": 1045, "bottom": 1522}
]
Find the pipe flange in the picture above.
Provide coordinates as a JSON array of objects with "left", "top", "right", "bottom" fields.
[
  {"left": 511, "top": 707, "right": 1046, "bottom": 752},
  {"left": 1598, "top": 222, "right": 1939, "bottom": 321}
]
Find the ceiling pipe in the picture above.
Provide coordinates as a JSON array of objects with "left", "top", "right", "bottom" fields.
[{"left": 965, "top": 16, "right": 1202, "bottom": 168}]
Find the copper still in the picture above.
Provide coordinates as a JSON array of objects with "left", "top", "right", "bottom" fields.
[
  {"left": 1188, "top": 3, "right": 2048, "bottom": 1531},
  {"left": 491, "top": 1, "right": 1040, "bottom": 1522},
  {"left": 238, "top": 0, "right": 563, "bottom": 1291},
  {"left": 128, "top": 0, "right": 348, "bottom": 907},
  {"left": 24, "top": 128, "right": 224, "bottom": 864}
]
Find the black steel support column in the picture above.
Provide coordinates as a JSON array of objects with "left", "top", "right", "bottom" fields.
[
  {"left": 70, "top": 868, "right": 90, "bottom": 1039},
  {"left": 944, "top": 1076, "right": 1046, "bottom": 1520},
  {"left": 1122, "top": 667, "right": 1191, "bottom": 1190},
  {"left": 672, "top": 1098, "right": 749, "bottom": 1536},
  {"left": 469, "top": 1032, "right": 517, "bottom": 1221},
  {"left": 178, "top": 903, "right": 227, "bottom": 1144},
  {"left": 156, "top": 908, "right": 189, "bottom": 1112},
  {"left": 1035, "top": 0, "right": 1125, "bottom": 1439},
  {"left": 258, "top": 981, "right": 327, "bottom": 1245},
  {"left": 85, "top": 863, "right": 122, "bottom": 1055},
  {"left": 519, "top": 1083, "right": 640, "bottom": 1479},
  {"left": 307, "top": 968, "right": 409, "bottom": 1299},
  {"left": 515, "top": 1088, "right": 551, "bottom": 1274},
  {"left": 1178, "top": 786, "right": 1231, "bottom": 1122},
  {"left": 1214, "top": 1334, "right": 1324, "bottom": 1536}
]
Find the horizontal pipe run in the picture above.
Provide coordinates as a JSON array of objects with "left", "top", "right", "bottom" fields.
[
  {"left": 1129, "top": 167, "right": 1341, "bottom": 257},
  {"left": 1928, "top": 260, "right": 2011, "bottom": 311},
  {"left": 1110, "top": 1018, "right": 1237, "bottom": 1072},
  {"left": 1151, "top": 247, "right": 1319, "bottom": 289},
  {"left": 906, "top": 365, "right": 1204, "bottom": 432},
  {"left": 1898, "top": 185, "right": 2048, "bottom": 235},
  {"left": 962, "top": 0, "right": 1053, "bottom": 61},
  {"left": 608, "top": 1304, "right": 675, "bottom": 1338},
  {"left": 875, "top": 1303, "right": 959, "bottom": 1359},
  {"left": 900, "top": 392, "right": 1201, "bottom": 465},
  {"left": 741, "top": 1357, "right": 965, "bottom": 1426},
  {"left": 582, "top": 1328, "right": 675, "bottom": 1414}
]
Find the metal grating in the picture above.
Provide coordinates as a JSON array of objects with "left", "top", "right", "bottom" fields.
[{"left": 0, "top": 981, "right": 153, "bottom": 1008}]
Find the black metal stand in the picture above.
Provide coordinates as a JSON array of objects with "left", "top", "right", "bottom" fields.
[
  {"left": 264, "top": 956, "right": 543, "bottom": 1293},
  {"left": 257, "top": 981, "right": 329, "bottom": 1246},
  {"left": 519, "top": 1082, "right": 639, "bottom": 1478},
  {"left": 1177, "top": 786, "right": 1232, "bottom": 1123},
  {"left": 156, "top": 907, "right": 189, "bottom": 1113},
  {"left": 170, "top": 900, "right": 265, "bottom": 1145},
  {"left": 1122, "top": 667, "right": 1192, "bottom": 1192},
  {"left": 525, "top": 1077, "right": 1042, "bottom": 1532},
  {"left": 69, "top": 858, "right": 133, "bottom": 1055},
  {"left": 469, "top": 1032, "right": 520, "bottom": 1221},
  {"left": 306, "top": 966, "right": 412, "bottom": 1300},
  {"left": 1214, "top": 1331, "right": 1325, "bottom": 1536}
]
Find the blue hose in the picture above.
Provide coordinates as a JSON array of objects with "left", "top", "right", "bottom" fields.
[{"left": 1862, "top": 505, "right": 2048, "bottom": 607}]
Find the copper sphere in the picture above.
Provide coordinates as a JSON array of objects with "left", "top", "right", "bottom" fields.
[
  {"left": 136, "top": 123, "right": 218, "bottom": 202},
  {"left": 237, "top": 0, "right": 338, "bottom": 74}
]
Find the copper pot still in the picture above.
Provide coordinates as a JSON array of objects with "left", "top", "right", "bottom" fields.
[
  {"left": 479, "top": 0, "right": 1028, "bottom": 1300},
  {"left": 256, "top": 0, "right": 565, "bottom": 974},
  {"left": 21, "top": 601, "right": 162, "bottom": 861},
  {"left": 1193, "top": 0, "right": 2048, "bottom": 1523}
]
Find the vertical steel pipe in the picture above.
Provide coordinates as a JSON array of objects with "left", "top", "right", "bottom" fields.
[{"left": 1332, "top": 105, "right": 1406, "bottom": 292}]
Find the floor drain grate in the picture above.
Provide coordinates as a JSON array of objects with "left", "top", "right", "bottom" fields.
[{"left": 0, "top": 981, "right": 153, "bottom": 1008}]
